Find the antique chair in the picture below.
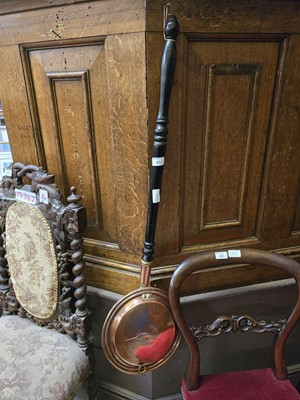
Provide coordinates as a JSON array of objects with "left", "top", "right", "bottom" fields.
[
  {"left": 169, "top": 248, "right": 300, "bottom": 400},
  {"left": 0, "top": 162, "right": 96, "bottom": 400}
]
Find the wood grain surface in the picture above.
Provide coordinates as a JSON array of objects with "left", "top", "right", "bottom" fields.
[{"left": 0, "top": 0, "right": 299, "bottom": 294}]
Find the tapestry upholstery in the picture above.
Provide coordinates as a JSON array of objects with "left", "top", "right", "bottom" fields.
[
  {"left": 0, "top": 316, "right": 90, "bottom": 400},
  {"left": 181, "top": 369, "right": 300, "bottom": 400},
  {"left": 5, "top": 202, "right": 58, "bottom": 319}
]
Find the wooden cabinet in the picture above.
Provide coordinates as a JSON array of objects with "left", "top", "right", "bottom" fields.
[{"left": 0, "top": 0, "right": 299, "bottom": 295}]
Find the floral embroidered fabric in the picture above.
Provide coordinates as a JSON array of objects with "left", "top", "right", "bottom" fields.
[
  {"left": 5, "top": 202, "right": 58, "bottom": 319},
  {"left": 0, "top": 316, "right": 90, "bottom": 400}
]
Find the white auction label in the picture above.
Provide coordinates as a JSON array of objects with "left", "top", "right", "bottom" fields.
[
  {"left": 228, "top": 250, "right": 241, "bottom": 258},
  {"left": 39, "top": 189, "right": 49, "bottom": 204},
  {"left": 152, "top": 157, "right": 165, "bottom": 167},
  {"left": 15, "top": 189, "right": 37, "bottom": 205},
  {"left": 152, "top": 189, "right": 160, "bottom": 203},
  {"left": 215, "top": 251, "right": 228, "bottom": 260},
  {"left": 4, "top": 168, "right": 12, "bottom": 177}
]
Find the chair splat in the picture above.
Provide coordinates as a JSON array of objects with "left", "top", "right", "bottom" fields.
[{"left": 190, "top": 314, "right": 287, "bottom": 340}]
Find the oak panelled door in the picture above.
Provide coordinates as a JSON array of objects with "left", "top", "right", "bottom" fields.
[
  {"left": 182, "top": 39, "right": 279, "bottom": 250},
  {"left": 22, "top": 41, "right": 117, "bottom": 244}
]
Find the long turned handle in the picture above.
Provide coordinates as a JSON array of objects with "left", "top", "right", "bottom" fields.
[{"left": 141, "top": 15, "right": 179, "bottom": 286}]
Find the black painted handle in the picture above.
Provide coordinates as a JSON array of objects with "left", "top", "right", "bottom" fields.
[{"left": 142, "top": 15, "right": 179, "bottom": 265}]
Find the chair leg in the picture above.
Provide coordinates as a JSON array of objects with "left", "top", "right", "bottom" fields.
[{"left": 87, "top": 372, "right": 100, "bottom": 400}]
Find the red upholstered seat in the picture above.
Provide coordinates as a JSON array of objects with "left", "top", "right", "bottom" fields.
[{"left": 181, "top": 368, "right": 300, "bottom": 400}]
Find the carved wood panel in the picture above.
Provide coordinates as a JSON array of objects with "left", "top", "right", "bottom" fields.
[
  {"left": 20, "top": 32, "right": 148, "bottom": 262},
  {"left": 22, "top": 41, "right": 118, "bottom": 246},
  {"left": 181, "top": 39, "right": 282, "bottom": 250}
]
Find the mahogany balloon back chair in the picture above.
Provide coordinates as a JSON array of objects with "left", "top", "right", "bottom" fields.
[
  {"left": 169, "top": 248, "right": 300, "bottom": 400},
  {"left": 0, "top": 162, "right": 97, "bottom": 400}
]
